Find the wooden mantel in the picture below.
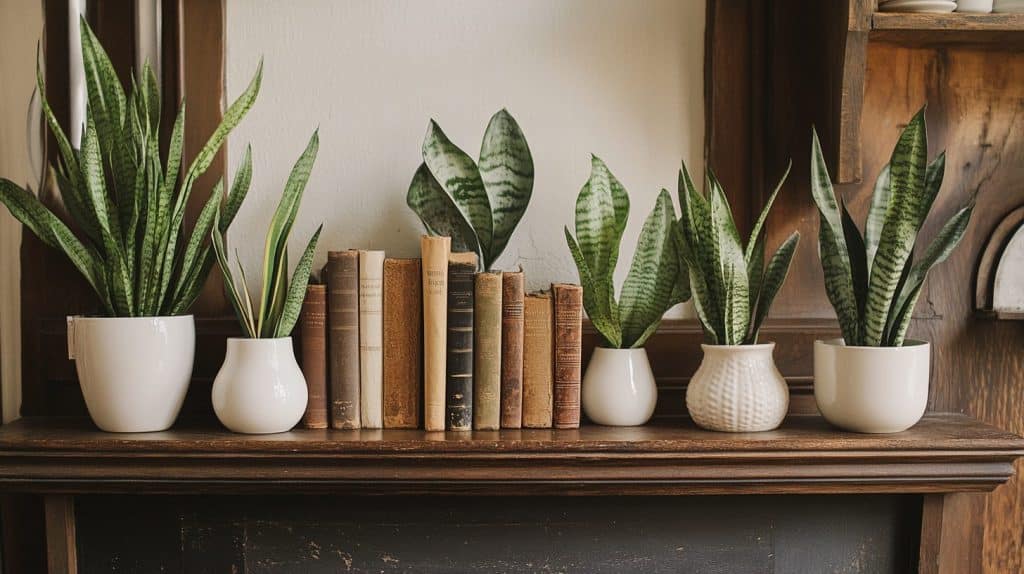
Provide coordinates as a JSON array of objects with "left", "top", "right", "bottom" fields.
[{"left": 0, "top": 413, "right": 1021, "bottom": 496}]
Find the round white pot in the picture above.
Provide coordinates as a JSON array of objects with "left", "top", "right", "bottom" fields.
[
  {"left": 212, "top": 337, "right": 308, "bottom": 434},
  {"left": 814, "top": 338, "right": 930, "bottom": 433},
  {"left": 68, "top": 315, "right": 195, "bottom": 433},
  {"left": 582, "top": 347, "right": 657, "bottom": 426},
  {"left": 686, "top": 343, "right": 789, "bottom": 432}
]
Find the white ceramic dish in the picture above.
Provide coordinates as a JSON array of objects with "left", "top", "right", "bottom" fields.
[{"left": 880, "top": 0, "right": 956, "bottom": 12}]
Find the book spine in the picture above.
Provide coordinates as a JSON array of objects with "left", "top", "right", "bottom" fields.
[
  {"left": 473, "top": 271, "right": 502, "bottom": 430},
  {"left": 383, "top": 258, "right": 422, "bottom": 429},
  {"left": 500, "top": 270, "right": 525, "bottom": 428},
  {"left": 552, "top": 283, "right": 583, "bottom": 429},
  {"left": 522, "top": 291, "right": 553, "bottom": 428},
  {"left": 298, "top": 284, "right": 328, "bottom": 429},
  {"left": 327, "top": 250, "right": 360, "bottom": 429},
  {"left": 421, "top": 236, "right": 450, "bottom": 431},
  {"left": 445, "top": 254, "right": 477, "bottom": 431},
  {"left": 359, "top": 250, "right": 385, "bottom": 429}
]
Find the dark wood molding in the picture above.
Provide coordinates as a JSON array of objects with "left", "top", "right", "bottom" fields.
[{"left": 43, "top": 495, "right": 76, "bottom": 574}]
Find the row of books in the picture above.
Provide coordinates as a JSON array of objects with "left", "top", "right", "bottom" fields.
[{"left": 296, "top": 236, "right": 584, "bottom": 431}]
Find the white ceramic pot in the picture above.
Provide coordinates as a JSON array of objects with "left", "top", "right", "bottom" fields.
[
  {"left": 67, "top": 315, "right": 195, "bottom": 432},
  {"left": 814, "top": 338, "right": 930, "bottom": 433},
  {"left": 686, "top": 343, "right": 789, "bottom": 432},
  {"left": 212, "top": 337, "right": 308, "bottom": 434},
  {"left": 957, "top": 0, "right": 993, "bottom": 13},
  {"left": 582, "top": 347, "right": 657, "bottom": 426}
]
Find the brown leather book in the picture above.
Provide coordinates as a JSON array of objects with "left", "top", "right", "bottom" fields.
[
  {"left": 298, "top": 284, "right": 328, "bottom": 429},
  {"left": 500, "top": 269, "right": 525, "bottom": 428},
  {"left": 421, "top": 236, "right": 451, "bottom": 431},
  {"left": 383, "top": 258, "right": 422, "bottom": 429},
  {"left": 522, "top": 290, "right": 553, "bottom": 428},
  {"left": 326, "top": 250, "right": 360, "bottom": 429},
  {"left": 473, "top": 271, "right": 502, "bottom": 430},
  {"left": 552, "top": 283, "right": 583, "bottom": 429},
  {"left": 446, "top": 252, "right": 478, "bottom": 431}
]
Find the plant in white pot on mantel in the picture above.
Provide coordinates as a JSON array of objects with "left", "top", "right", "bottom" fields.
[
  {"left": 565, "top": 156, "right": 690, "bottom": 427},
  {"left": 678, "top": 161, "right": 800, "bottom": 432},
  {"left": 210, "top": 131, "right": 323, "bottom": 434},
  {"left": 810, "top": 107, "right": 974, "bottom": 433},
  {"left": 0, "top": 19, "right": 262, "bottom": 432}
]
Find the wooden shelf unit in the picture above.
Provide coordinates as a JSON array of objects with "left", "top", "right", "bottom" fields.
[{"left": 872, "top": 12, "right": 1024, "bottom": 47}]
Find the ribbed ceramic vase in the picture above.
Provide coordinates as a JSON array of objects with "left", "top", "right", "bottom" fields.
[
  {"left": 212, "top": 337, "right": 308, "bottom": 434},
  {"left": 582, "top": 347, "right": 658, "bottom": 426},
  {"left": 686, "top": 343, "right": 789, "bottom": 432}
]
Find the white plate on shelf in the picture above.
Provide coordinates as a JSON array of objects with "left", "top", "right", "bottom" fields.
[{"left": 879, "top": 0, "right": 956, "bottom": 11}]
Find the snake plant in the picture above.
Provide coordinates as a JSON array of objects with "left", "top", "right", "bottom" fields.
[
  {"left": 407, "top": 109, "right": 533, "bottom": 271},
  {"left": 565, "top": 156, "right": 688, "bottom": 349},
  {"left": 810, "top": 107, "right": 974, "bottom": 347},
  {"left": 212, "top": 131, "right": 323, "bottom": 339},
  {"left": 0, "top": 18, "right": 262, "bottom": 317},
  {"left": 676, "top": 160, "right": 800, "bottom": 346}
]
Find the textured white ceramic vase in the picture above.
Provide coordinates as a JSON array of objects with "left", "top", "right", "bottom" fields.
[
  {"left": 582, "top": 347, "right": 658, "bottom": 426},
  {"left": 67, "top": 315, "right": 195, "bottom": 432},
  {"left": 212, "top": 337, "right": 308, "bottom": 434},
  {"left": 814, "top": 338, "right": 930, "bottom": 433},
  {"left": 686, "top": 343, "right": 789, "bottom": 432}
]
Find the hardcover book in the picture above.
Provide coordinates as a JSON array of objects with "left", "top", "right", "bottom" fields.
[
  {"left": 383, "top": 258, "right": 422, "bottom": 429},
  {"left": 446, "top": 252, "right": 478, "bottom": 431},
  {"left": 500, "top": 269, "right": 525, "bottom": 428},
  {"left": 421, "top": 236, "right": 451, "bottom": 431},
  {"left": 326, "top": 250, "right": 360, "bottom": 429},
  {"left": 473, "top": 271, "right": 502, "bottom": 430},
  {"left": 359, "top": 250, "right": 385, "bottom": 429},
  {"left": 298, "top": 283, "right": 328, "bottom": 429},
  {"left": 522, "top": 290, "right": 553, "bottom": 428},
  {"left": 552, "top": 283, "right": 583, "bottom": 429}
]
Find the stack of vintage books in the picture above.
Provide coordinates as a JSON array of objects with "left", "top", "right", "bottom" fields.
[{"left": 296, "top": 236, "right": 583, "bottom": 432}]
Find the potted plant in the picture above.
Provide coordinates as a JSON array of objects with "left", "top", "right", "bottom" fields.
[
  {"left": 210, "top": 131, "right": 323, "bottom": 434},
  {"left": 810, "top": 107, "right": 974, "bottom": 433},
  {"left": 678, "top": 161, "right": 800, "bottom": 432},
  {"left": 565, "top": 156, "right": 687, "bottom": 426},
  {"left": 0, "top": 19, "right": 261, "bottom": 432}
]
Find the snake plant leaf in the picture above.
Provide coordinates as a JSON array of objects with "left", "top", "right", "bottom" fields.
[
  {"left": 211, "top": 218, "right": 255, "bottom": 338},
  {"left": 708, "top": 170, "right": 749, "bottom": 345},
  {"left": 745, "top": 160, "right": 792, "bottom": 265},
  {"left": 675, "top": 221, "right": 718, "bottom": 344},
  {"left": 478, "top": 109, "right": 534, "bottom": 268},
  {"left": 79, "top": 17, "right": 128, "bottom": 172},
  {"left": 840, "top": 198, "right": 868, "bottom": 333},
  {"left": 748, "top": 231, "right": 800, "bottom": 344},
  {"left": 865, "top": 163, "right": 891, "bottom": 276},
  {"left": 810, "top": 127, "right": 860, "bottom": 345},
  {"left": 863, "top": 108, "right": 928, "bottom": 346},
  {"left": 919, "top": 152, "right": 946, "bottom": 229},
  {"left": 747, "top": 233, "right": 765, "bottom": 312},
  {"left": 422, "top": 120, "right": 493, "bottom": 259},
  {"left": 275, "top": 224, "right": 324, "bottom": 338},
  {"left": 174, "top": 178, "right": 224, "bottom": 302},
  {"left": 565, "top": 226, "right": 621, "bottom": 348},
  {"left": 407, "top": 162, "right": 482, "bottom": 260},
  {"left": 221, "top": 144, "right": 253, "bottom": 231},
  {"left": 620, "top": 190, "right": 679, "bottom": 348}
]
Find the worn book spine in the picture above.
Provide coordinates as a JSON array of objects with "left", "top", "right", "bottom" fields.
[
  {"left": 552, "top": 283, "right": 583, "bottom": 429},
  {"left": 445, "top": 252, "right": 477, "bottom": 431},
  {"left": 327, "top": 250, "right": 360, "bottom": 429},
  {"left": 473, "top": 271, "right": 502, "bottom": 430},
  {"left": 500, "top": 269, "right": 525, "bottom": 428},
  {"left": 383, "top": 258, "right": 422, "bottom": 429},
  {"left": 359, "top": 250, "right": 385, "bottom": 429},
  {"left": 298, "top": 284, "right": 328, "bottom": 429},
  {"left": 421, "top": 236, "right": 450, "bottom": 431},
  {"left": 522, "top": 291, "right": 553, "bottom": 428}
]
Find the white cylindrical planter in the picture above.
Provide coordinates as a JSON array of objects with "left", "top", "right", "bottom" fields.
[
  {"left": 686, "top": 343, "right": 789, "bottom": 432},
  {"left": 582, "top": 347, "right": 657, "bottom": 426},
  {"left": 814, "top": 338, "right": 930, "bottom": 433},
  {"left": 68, "top": 315, "right": 195, "bottom": 432},
  {"left": 212, "top": 337, "right": 308, "bottom": 434},
  {"left": 957, "top": 0, "right": 993, "bottom": 13}
]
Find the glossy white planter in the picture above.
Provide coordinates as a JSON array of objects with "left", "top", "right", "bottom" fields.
[
  {"left": 686, "top": 343, "right": 789, "bottom": 432},
  {"left": 582, "top": 347, "right": 657, "bottom": 426},
  {"left": 212, "top": 337, "right": 308, "bottom": 434},
  {"left": 67, "top": 315, "right": 195, "bottom": 433},
  {"left": 814, "top": 338, "right": 930, "bottom": 433}
]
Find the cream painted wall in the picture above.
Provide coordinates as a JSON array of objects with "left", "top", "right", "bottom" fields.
[
  {"left": 224, "top": 0, "right": 705, "bottom": 309},
  {"left": 0, "top": 1, "right": 42, "bottom": 422}
]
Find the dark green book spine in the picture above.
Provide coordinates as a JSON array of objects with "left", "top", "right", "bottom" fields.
[{"left": 446, "top": 255, "right": 476, "bottom": 430}]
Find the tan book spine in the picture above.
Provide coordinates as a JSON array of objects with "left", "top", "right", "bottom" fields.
[
  {"left": 298, "top": 284, "right": 328, "bottom": 429},
  {"left": 473, "top": 271, "right": 502, "bottom": 430},
  {"left": 500, "top": 269, "right": 526, "bottom": 428},
  {"left": 421, "top": 235, "right": 451, "bottom": 431},
  {"left": 327, "top": 250, "right": 360, "bottom": 429},
  {"left": 383, "top": 258, "right": 422, "bottom": 429},
  {"left": 359, "top": 250, "right": 385, "bottom": 429},
  {"left": 522, "top": 291, "right": 553, "bottom": 428},
  {"left": 552, "top": 283, "right": 583, "bottom": 429}
]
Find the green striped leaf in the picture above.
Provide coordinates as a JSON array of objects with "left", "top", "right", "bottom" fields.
[
  {"left": 748, "top": 232, "right": 799, "bottom": 343},
  {"left": 565, "top": 226, "right": 621, "bottom": 348},
  {"left": 220, "top": 144, "right": 253, "bottom": 231},
  {"left": 407, "top": 162, "right": 482, "bottom": 261},
  {"left": 274, "top": 224, "right": 323, "bottom": 338},
  {"left": 620, "top": 190, "right": 679, "bottom": 348},
  {"left": 865, "top": 163, "right": 891, "bottom": 275},
  {"left": 707, "top": 171, "right": 748, "bottom": 345},
  {"left": 172, "top": 178, "right": 223, "bottom": 304},
  {"left": 745, "top": 160, "right": 791, "bottom": 264},
  {"left": 840, "top": 198, "right": 868, "bottom": 333},
  {"left": 211, "top": 218, "right": 255, "bottom": 338},
  {"left": 478, "top": 109, "right": 533, "bottom": 268}
]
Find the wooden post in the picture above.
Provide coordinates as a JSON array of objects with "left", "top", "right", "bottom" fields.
[{"left": 44, "top": 495, "right": 76, "bottom": 574}]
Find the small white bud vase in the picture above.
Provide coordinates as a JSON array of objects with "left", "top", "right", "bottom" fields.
[
  {"left": 212, "top": 337, "right": 308, "bottom": 434},
  {"left": 68, "top": 315, "right": 195, "bottom": 432},
  {"left": 582, "top": 347, "right": 658, "bottom": 426},
  {"left": 686, "top": 343, "right": 788, "bottom": 432},
  {"left": 814, "top": 339, "right": 930, "bottom": 433}
]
